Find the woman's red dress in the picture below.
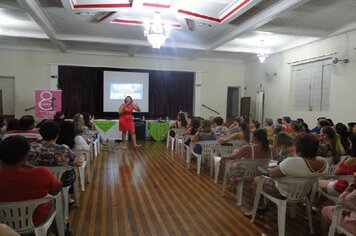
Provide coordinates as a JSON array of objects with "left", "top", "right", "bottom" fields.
[{"left": 119, "top": 104, "right": 135, "bottom": 131}]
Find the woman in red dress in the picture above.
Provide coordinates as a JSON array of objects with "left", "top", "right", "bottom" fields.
[{"left": 119, "top": 96, "right": 141, "bottom": 149}]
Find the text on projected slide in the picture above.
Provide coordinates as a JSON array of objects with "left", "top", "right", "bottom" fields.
[{"left": 110, "top": 83, "right": 143, "bottom": 100}]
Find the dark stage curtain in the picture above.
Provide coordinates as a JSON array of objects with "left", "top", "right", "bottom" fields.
[
  {"left": 58, "top": 66, "right": 194, "bottom": 119},
  {"left": 58, "top": 66, "right": 103, "bottom": 118},
  {"left": 149, "top": 71, "right": 194, "bottom": 118}
]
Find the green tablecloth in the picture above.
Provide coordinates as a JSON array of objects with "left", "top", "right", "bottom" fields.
[
  {"left": 93, "top": 120, "right": 117, "bottom": 133},
  {"left": 148, "top": 121, "right": 170, "bottom": 141}
]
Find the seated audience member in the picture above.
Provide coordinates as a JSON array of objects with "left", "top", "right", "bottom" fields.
[
  {"left": 335, "top": 122, "right": 350, "bottom": 154},
  {"left": 184, "top": 119, "right": 200, "bottom": 136},
  {"left": 57, "top": 121, "right": 90, "bottom": 163},
  {"left": 82, "top": 112, "right": 108, "bottom": 145},
  {"left": 0, "top": 136, "right": 62, "bottom": 226},
  {"left": 311, "top": 117, "right": 327, "bottom": 134},
  {"left": 290, "top": 120, "right": 305, "bottom": 138},
  {"left": 184, "top": 111, "right": 192, "bottom": 128},
  {"left": 249, "top": 120, "right": 261, "bottom": 136},
  {"left": 169, "top": 112, "right": 188, "bottom": 138},
  {"left": 263, "top": 118, "right": 274, "bottom": 144},
  {"left": 2, "top": 115, "right": 42, "bottom": 143},
  {"left": 82, "top": 112, "right": 95, "bottom": 130},
  {"left": 73, "top": 113, "right": 96, "bottom": 141},
  {"left": 0, "top": 116, "right": 6, "bottom": 139},
  {"left": 227, "top": 116, "right": 241, "bottom": 134},
  {"left": 224, "top": 129, "right": 272, "bottom": 184},
  {"left": 183, "top": 119, "right": 201, "bottom": 146},
  {"left": 5, "top": 118, "right": 19, "bottom": 132},
  {"left": 271, "top": 132, "right": 295, "bottom": 162},
  {"left": 321, "top": 172, "right": 356, "bottom": 236},
  {"left": 282, "top": 116, "right": 292, "bottom": 133},
  {"left": 272, "top": 123, "right": 283, "bottom": 135},
  {"left": 301, "top": 121, "right": 310, "bottom": 133},
  {"left": 212, "top": 116, "right": 228, "bottom": 137},
  {"left": 171, "top": 112, "right": 187, "bottom": 129},
  {"left": 276, "top": 118, "right": 283, "bottom": 125},
  {"left": 318, "top": 126, "right": 345, "bottom": 165},
  {"left": 0, "top": 224, "right": 20, "bottom": 236},
  {"left": 318, "top": 134, "right": 356, "bottom": 196},
  {"left": 249, "top": 134, "right": 328, "bottom": 216},
  {"left": 28, "top": 121, "right": 80, "bottom": 187},
  {"left": 326, "top": 118, "right": 334, "bottom": 127},
  {"left": 191, "top": 119, "right": 217, "bottom": 154},
  {"left": 348, "top": 122, "right": 356, "bottom": 137},
  {"left": 53, "top": 111, "right": 65, "bottom": 123},
  {"left": 220, "top": 122, "right": 250, "bottom": 144}
]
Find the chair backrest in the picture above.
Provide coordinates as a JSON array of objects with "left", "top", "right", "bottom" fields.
[
  {"left": 227, "top": 140, "right": 248, "bottom": 148},
  {"left": 237, "top": 159, "right": 270, "bottom": 180},
  {"left": 48, "top": 166, "right": 74, "bottom": 180},
  {"left": 73, "top": 150, "right": 91, "bottom": 162},
  {"left": 170, "top": 128, "right": 185, "bottom": 138},
  {"left": 0, "top": 196, "right": 54, "bottom": 233},
  {"left": 277, "top": 176, "right": 321, "bottom": 202},
  {"left": 195, "top": 141, "right": 219, "bottom": 155},
  {"left": 324, "top": 156, "right": 350, "bottom": 174},
  {"left": 211, "top": 145, "right": 236, "bottom": 157}
]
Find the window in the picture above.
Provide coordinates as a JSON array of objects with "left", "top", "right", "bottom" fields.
[{"left": 292, "top": 59, "right": 331, "bottom": 111}]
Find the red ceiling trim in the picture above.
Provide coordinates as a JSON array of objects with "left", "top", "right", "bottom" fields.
[
  {"left": 177, "top": 9, "right": 221, "bottom": 23},
  {"left": 112, "top": 19, "right": 144, "bottom": 25},
  {"left": 178, "top": 0, "right": 252, "bottom": 23},
  {"left": 143, "top": 3, "right": 170, "bottom": 8},
  {"left": 73, "top": 3, "right": 132, "bottom": 9},
  {"left": 112, "top": 18, "right": 181, "bottom": 28},
  {"left": 98, "top": 12, "right": 116, "bottom": 22},
  {"left": 220, "top": 0, "right": 251, "bottom": 22}
]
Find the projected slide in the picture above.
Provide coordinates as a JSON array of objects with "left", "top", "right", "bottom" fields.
[
  {"left": 110, "top": 83, "right": 143, "bottom": 100},
  {"left": 103, "top": 71, "right": 149, "bottom": 112}
]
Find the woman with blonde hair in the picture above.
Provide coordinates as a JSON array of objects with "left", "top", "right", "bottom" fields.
[
  {"left": 318, "top": 126, "right": 345, "bottom": 165},
  {"left": 73, "top": 113, "right": 95, "bottom": 139}
]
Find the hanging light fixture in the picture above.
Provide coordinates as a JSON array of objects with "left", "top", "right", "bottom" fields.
[
  {"left": 144, "top": 11, "right": 170, "bottom": 49},
  {"left": 257, "top": 40, "right": 268, "bottom": 63}
]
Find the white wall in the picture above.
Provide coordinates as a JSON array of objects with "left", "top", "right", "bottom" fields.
[
  {"left": 244, "top": 31, "right": 356, "bottom": 128},
  {"left": 0, "top": 49, "right": 245, "bottom": 119}
]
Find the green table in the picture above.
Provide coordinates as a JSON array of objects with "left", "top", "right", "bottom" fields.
[{"left": 148, "top": 121, "right": 170, "bottom": 141}]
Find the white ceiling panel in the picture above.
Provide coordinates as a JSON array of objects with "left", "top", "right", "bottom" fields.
[{"left": 0, "top": 0, "right": 354, "bottom": 61}]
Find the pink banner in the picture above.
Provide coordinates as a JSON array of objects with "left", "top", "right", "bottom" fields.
[{"left": 35, "top": 90, "right": 62, "bottom": 119}]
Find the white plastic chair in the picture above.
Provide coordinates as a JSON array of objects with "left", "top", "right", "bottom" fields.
[
  {"left": 187, "top": 140, "right": 218, "bottom": 174},
  {"left": 174, "top": 129, "right": 186, "bottom": 153},
  {"left": 48, "top": 166, "right": 80, "bottom": 220},
  {"left": 0, "top": 195, "right": 64, "bottom": 236},
  {"left": 251, "top": 175, "right": 321, "bottom": 236},
  {"left": 73, "top": 150, "right": 91, "bottom": 192},
  {"left": 93, "top": 136, "right": 100, "bottom": 158},
  {"left": 166, "top": 128, "right": 184, "bottom": 151},
  {"left": 210, "top": 145, "right": 236, "bottom": 181},
  {"left": 213, "top": 141, "right": 247, "bottom": 183},
  {"left": 228, "top": 159, "right": 270, "bottom": 206},
  {"left": 228, "top": 140, "right": 248, "bottom": 148},
  {"left": 328, "top": 205, "right": 354, "bottom": 236},
  {"left": 324, "top": 156, "right": 347, "bottom": 174},
  {"left": 179, "top": 135, "right": 194, "bottom": 159}
]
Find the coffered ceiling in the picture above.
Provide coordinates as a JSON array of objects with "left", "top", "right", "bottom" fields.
[{"left": 0, "top": 0, "right": 355, "bottom": 62}]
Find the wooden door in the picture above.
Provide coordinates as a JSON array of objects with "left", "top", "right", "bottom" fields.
[{"left": 240, "top": 97, "right": 251, "bottom": 123}]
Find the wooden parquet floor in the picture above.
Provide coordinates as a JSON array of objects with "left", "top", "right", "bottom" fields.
[{"left": 68, "top": 141, "right": 323, "bottom": 236}]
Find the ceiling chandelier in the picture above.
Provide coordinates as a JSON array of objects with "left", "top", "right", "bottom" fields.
[
  {"left": 144, "top": 11, "right": 170, "bottom": 49},
  {"left": 257, "top": 40, "right": 268, "bottom": 63}
]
